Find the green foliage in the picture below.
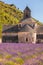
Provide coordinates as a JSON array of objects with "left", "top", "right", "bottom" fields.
[
  {"left": 0, "top": 1, "right": 23, "bottom": 25},
  {"left": 4, "top": 61, "right": 17, "bottom": 65},
  {"left": 0, "top": 25, "right": 2, "bottom": 37},
  {"left": 5, "top": 54, "right": 12, "bottom": 59},
  {"left": 14, "top": 57, "right": 24, "bottom": 65},
  {"left": 0, "top": 54, "right": 3, "bottom": 58},
  {"left": 0, "top": 25, "right": 2, "bottom": 31}
]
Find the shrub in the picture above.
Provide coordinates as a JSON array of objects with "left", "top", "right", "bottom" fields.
[
  {"left": 14, "top": 57, "right": 24, "bottom": 65},
  {"left": 0, "top": 54, "right": 3, "bottom": 58},
  {"left": 5, "top": 54, "right": 12, "bottom": 59},
  {"left": 4, "top": 61, "right": 16, "bottom": 65}
]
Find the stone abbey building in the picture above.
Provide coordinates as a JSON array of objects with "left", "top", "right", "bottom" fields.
[{"left": 2, "top": 6, "right": 43, "bottom": 43}]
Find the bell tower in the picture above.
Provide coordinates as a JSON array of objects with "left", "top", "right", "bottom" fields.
[{"left": 23, "top": 6, "right": 31, "bottom": 19}]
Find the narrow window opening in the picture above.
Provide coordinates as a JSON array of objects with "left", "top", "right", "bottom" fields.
[{"left": 26, "top": 38, "right": 28, "bottom": 42}]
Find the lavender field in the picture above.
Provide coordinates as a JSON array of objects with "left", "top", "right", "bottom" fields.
[{"left": 0, "top": 43, "right": 43, "bottom": 65}]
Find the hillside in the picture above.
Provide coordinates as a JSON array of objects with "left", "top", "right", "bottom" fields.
[{"left": 0, "top": 1, "right": 23, "bottom": 25}]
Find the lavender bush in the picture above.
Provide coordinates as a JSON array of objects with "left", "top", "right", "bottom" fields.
[{"left": 0, "top": 43, "right": 43, "bottom": 65}]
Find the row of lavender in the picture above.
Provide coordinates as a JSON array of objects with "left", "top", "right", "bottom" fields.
[{"left": 0, "top": 43, "right": 43, "bottom": 65}]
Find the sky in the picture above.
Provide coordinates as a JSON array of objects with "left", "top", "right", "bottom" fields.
[{"left": 1, "top": 0, "right": 43, "bottom": 23}]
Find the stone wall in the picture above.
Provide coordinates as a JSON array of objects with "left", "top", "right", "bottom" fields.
[{"left": 18, "top": 32, "right": 33, "bottom": 43}]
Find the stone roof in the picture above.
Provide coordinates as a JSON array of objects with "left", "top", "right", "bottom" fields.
[
  {"left": 21, "top": 18, "right": 36, "bottom": 23},
  {"left": 2, "top": 18, "right": 36, "bottom": 33},
  {"left": 2, "top": 23, "right": 34, "bottom": 33},
  {"left": 3, "top": 25, "right": 14, "bottom": 31},
  {"left": 20, "top": 18, "right": 36, "bottom": 28},
  {"left": 19, "top": 24, "right": 34, "bottom": 32},
  {"left": 2, "top": 25, "right": 19, "bottom": 33}
]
